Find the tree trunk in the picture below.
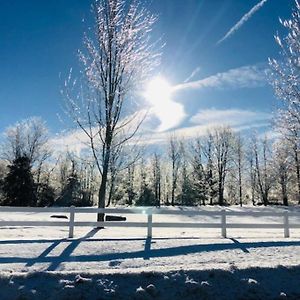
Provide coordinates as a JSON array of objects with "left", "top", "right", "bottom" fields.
[
  {"left": 218, "top": 179, "right": 224, "bottom": 206},
  {"left": 97, "top": 142, "right": 111, "bottom": 222},
  {"left": 262, "top": 192, "right": 268, "bottom": 206},
  {"left": 280, "top": 174, "right": 288, "bottom": 206},
  {"left": 97, "top": 168, "right": 108, "bottom": 222},
  {"left": 106, "top": 178, "right": 114, "bottom": 207},
  {"left": 171, "top": 185, "right": 175, "bottom": 206},
  {"left": 238, "top": 164, "right": 242, "bottom": 207}
]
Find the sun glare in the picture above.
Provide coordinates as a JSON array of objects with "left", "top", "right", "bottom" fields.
[
  {"left": 144, "top": 76, "right": 172, "bottom": 106},
  {"left": 144, "top": 76, "right": 185, "bottom": 132}
]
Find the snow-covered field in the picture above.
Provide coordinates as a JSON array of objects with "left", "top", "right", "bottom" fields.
[{"left": 0, "top": 205, "right": 300, "bottom": 299}]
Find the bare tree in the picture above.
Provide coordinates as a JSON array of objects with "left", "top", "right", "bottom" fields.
[
  {"left": 251, "top": 134, "right": 274, "bottom": 206},
  {"left": 211, "top": 126, "right": 233, "bottom": 206},
  {"left": 64, "top": 0, "right": 161, "bottom": 219},
  {"left": 269, "top": 1, "right": 300, "bottom": 132},
  {"left": 273, "top": 140, "right": 291, "bottom": 206},
  {"left": 125, "top": 162, "right": 136, "bottom": 205},
  {"left": 1, "top": 117, "right": 51, "bottom": 187},
  {"left": 275, "top": 112, "right": 300, "bottom": 204},
  {"left": 269, "top": 1, "right": 300, "bottom": 203},
  {"left": 247, "top": 142, "right": 257, "bottom": 206},
  {"left": 179, "top": 140, "right": 194, "bottom": 206},
  {"left": 151, "top": 152, "right": 161, "bottom": 206},
  {"left": 191, "top": 138, "right": 208, "bottom": 206},
  {"left": 234, "top": 133, "right": 244, "bottom": 206},
  {"left": 168, "top": 134, "right": 182, "bottom": 206},
  {"left": 202, "top": 132, "right": 216, "bottom": 205}
]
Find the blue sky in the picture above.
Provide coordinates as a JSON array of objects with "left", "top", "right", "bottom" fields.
[{"left": 0, "top": 0, "right": 294, "bottom": 144}]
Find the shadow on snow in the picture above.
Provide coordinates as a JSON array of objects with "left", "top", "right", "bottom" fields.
[{"left": 0, "top": 228, "right": 299, "bottom": 271}]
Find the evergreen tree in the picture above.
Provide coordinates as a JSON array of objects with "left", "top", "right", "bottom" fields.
[
  {"left": 135, "top": 161, "right": 156, "bottom": 206},
  {"left": 191, "top": 152, "right": 208, "bottom": 205},
  {"left": 179, "top": 142, "right": 196, "bottom": 206},
  {"left": 2, "top": 156, "right": 37, "bottom": 206},
  {"left": 36, "top": 182, "right": 55, "bottom": 207},
  {"left": 56, "top": 173, "right": 81, "bottom": 206},
  {"left": 125, "top": 164, "right": 136, "bottom": 205}
]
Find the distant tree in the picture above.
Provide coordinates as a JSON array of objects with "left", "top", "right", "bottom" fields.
[
  {"left": 168, "top": 135, "right": 182, "bottom": 205},
  {"left": 64, "top": 0, "right": 161, "bottom": 220},
  {"left": 202, "top": 133, "right": 218, "bottom": 205},
  {"left": 233, "top": 133, "right": 244, "bottom": 206},
  {"left": 37, "top": 183, "right": 55, "bottom": 207},
  {"left": 0, "top": 161, "right": 7, "bottom": 203},
  {"left": 135, "top": 159, "right": 156, "bottom": 206},
  {"left": 178, "top": 141, "right": 195, "bottom": 206},
  {"left": 125, "top": 163, "right": 136, "bottom": 205},
  {"left": 247, "top": 142, "right": 257, "bottom": 206},
  {"left": 77, "top": 159, "right": 97, "bottom": 207},
  {"left": 1, "top": 117, "right": 51, "bottom": 186},
  {"left": 251, "top": 135, "right": 274, "bottom": 206},
  {"left": 274, "top": 112, "right": 300, "bottom": 204},
  {"left": 2, "top": 156, "right": 37, "bottom": 206},
  {"left": 210, "top": 127, "right": 234, "bottom": 206},
  {"left": 191, "top": 139, "right": 208, "bottom": 205},
  {"left": 56, "top": 157, "right": 80, "bottom": 206},
  {"left": 273, "top": 140, "right": 291, "bottom": 206},
  {"left": 151, "top": 153, "right": 161, "bottom": 206}
]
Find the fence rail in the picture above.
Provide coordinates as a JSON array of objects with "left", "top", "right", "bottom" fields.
[{"left": 0, "top": 206, "right": 299, "bottom": 238}]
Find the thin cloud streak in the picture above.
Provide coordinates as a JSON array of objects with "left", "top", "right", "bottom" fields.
[
  {"left": 217, "top": 0, "right": 268, "bottom": 45},
  {"left": 184, "top": 66, "right": 201, "bottom": 83},
  {"left": 173, "top": 64, "right": 267, "bottom": 92},
  {"left": 190, "top": 108, "right": 271, "bottom": 127}
]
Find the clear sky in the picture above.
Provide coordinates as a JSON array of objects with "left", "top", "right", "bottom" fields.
[{"left": 0, "top": 0, "right": 294, "bottom": 143}]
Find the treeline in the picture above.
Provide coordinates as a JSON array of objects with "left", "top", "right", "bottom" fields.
[
  {"left": 0, "top": 118, "right": 97, "bottom": 207},
  {"left": 0, "top": 117, "right": 299, "bottom": 207}
]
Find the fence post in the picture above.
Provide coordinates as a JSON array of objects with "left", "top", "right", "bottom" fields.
[
  {"left": 284, "top": 211, "right": 290, "bottom": 238},
  {"left": 221, "top": 209, "right": 227, "bottom": 238},
  {"left": 69, "top": 205, "right": 75, "bottom": 238},
  {"left": 147, "top": 212, "right": 153, "bottom": 238}
]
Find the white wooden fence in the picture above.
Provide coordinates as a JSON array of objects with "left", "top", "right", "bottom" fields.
[{"left": 0, "top": 206, "right": 299, "bottom": 238}]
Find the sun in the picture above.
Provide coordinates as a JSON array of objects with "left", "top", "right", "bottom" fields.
[
  {"left": 143, "top": 76, "right": 185, "bottom": 132},
  {"left": 144, "top": 76, "right": 172, "bottom": 106}
]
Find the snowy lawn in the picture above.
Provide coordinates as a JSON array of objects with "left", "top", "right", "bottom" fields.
[{"left": 0, "top": 205, "right": 300, "bottom": 299}]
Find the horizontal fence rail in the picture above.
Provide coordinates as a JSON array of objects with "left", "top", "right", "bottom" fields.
[{"left": 0, "top": 206, "right": 299, "bottom": 238}]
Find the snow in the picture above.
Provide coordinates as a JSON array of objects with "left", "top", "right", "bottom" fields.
[{"left": 0, "top": 205, "right": 300, "bottom": 299}]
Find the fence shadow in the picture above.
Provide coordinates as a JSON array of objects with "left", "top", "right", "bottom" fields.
[{"left": 0, "top": 235, "right": 300, "bottom": 271}]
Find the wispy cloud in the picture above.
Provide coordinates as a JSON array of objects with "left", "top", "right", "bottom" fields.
[
  {"left": 49, "top": 129, "right": 90, "bottom": 155},
  {"left": 190, "top": 108, "right": 271, "bottom": 127},
  {"left": 130, "top": 108, "right": 271, "bottom": 146},
  {"left": 184, "top": 66, "right": 201, "bottom": 83},
  {"left": 49, "top": 108, "right": 271, "bottom": 150},
  {"left": 173, "top": 64, "right": 267, "bottom": 92},
  {"left": 49, "top": 110, "right": 149, "bottom": 155},
  {"left": 217, "top": 0, "right": 268, "bottom": 45}
]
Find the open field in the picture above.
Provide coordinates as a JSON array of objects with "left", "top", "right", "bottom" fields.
[{"left": 0, "top": 205, "right": 300, "bottom": 299}]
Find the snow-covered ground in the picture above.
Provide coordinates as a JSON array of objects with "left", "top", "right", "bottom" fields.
[{"left": 0, "top": 205, "right": 300, "bottom": 299}]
